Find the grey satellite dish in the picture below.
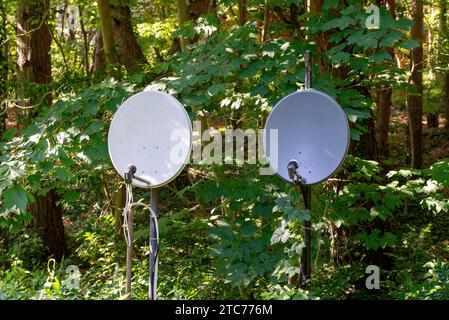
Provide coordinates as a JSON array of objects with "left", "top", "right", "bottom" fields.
[
  {"left": 263, "top": 89, "right": 350, "bottom": 185},
  {"left": 108, "top": 90, "right": 192, "bottom": 300},
  {"left": 108, "top": 90, "right": 192, "bottom": 188}
]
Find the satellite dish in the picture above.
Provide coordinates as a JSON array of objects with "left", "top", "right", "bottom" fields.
[
  {"left": 108, "top": 91, "right": 192, "bottom": 188},
  {"left": 263, "top": 89, "right": 350, "bottom": 186}
]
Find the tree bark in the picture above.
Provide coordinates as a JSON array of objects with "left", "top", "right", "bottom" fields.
[
  {"left": 440, "top": 0, "right": 449, "bottom": 131},
  {"left": 190, "top": 0, "right": 210, "bottom": 20},
  {"left": 177, "top": 0, "right": 189, "bottom": 51},
  {"left": 375, "top": 0, "right": 395, "bottom": 158},
  {"left": 310, "top": 0, "right": 332, "bottom": 75},
  {"left": 427, "top": 113, "right": 439, "bottom": 128},
  {"left": 92, "top": 28, "right": 107, "bottom": 74},
  {"left": 238, "top": 0, "right": 248, "bottom": 26},
  {"left": 262, "top": 1, "right": 270, "bottom": 41},
  {"left": 16, "top": 0, "right": 52, "bottom": 85},
  {"left": 97, "top": 0, "right": 117, "bottom": 64},
  {"left": 375, "top": 85, "right": 392, "bottom": 157},
  {"left": 79, "top": 5, "right": 90, "bottom": 77},
  {"left": 407, "top": 0, "right": 423, "bottom": 168},
  {"left": 114, "top": 185, "right": 126, "bottom": 231},
  {"left": 444, "top": 73, "right": 449, "bottom": 130},
  {"left": 111, "top": 0, "right": 146, "bottom": 69},
  {"left": 0, "top": 0, "right": 7, "bottom": 135},
  {"left": 30, "top": 191, "right": 68, "bottom": 261},
  {"left": 17, "top": 0, "right": 68, "bottom": 260}
]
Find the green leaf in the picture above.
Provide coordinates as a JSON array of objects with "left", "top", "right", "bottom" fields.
[
  {"left": 350, "top": 128, "right": 362, "bottom": 141},
  {"left": 207, "top": 83, "right": 225, "bottom": 97},
  {"left": 271, "top": 226, "right": 289, "bottom": 245},
  {"left": 322, "top": 16, "right": 355, "bottom": 31},
  {"left": 429, "top": 159, "right": 449, "bottom": 186},
  {"left": 63, "top": 191, "right": 80, "bottom": 202},
  {"left": 2, "top": 185, "right": 33, "bottom": 212},
  {"left": 85, "top": 120, "right": 104, "bottom": 134},
  {"left": 82, "top": 101, "right": 100, "bottom": 117},
  {"left": 53, "top": 167, "right": 73, "bottom": 181},
  {"left": 2, "top": 128, "right": 16, "bottom": 141},
  {"left": 399, "top": 39, "right": 419, "bottom": 50}
]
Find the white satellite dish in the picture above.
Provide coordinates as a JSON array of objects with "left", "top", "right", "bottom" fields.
[
  {"left": 108, "top": 90, "right": 192, "bottom": 188},
  {"left": 263, "top": 89, "right": 350, "bottom": 185}
]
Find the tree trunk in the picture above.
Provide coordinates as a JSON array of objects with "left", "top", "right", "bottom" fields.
[
  {"left": 262, "top": 1, "right": 270, "bottom": 41},
  {"left": 0, "top": 0, "right": 7, "bottom": 135},
  {"left": 30, "top": 191, "right": 68, "bottom": 261},
  {"left": 238, "top": 0, "right": 248, "bottom": 26},
  {"left": 375, "top": 85, "right": 392, "bottom": 157},
  {"left": 16, "top": 0, "right": 52, "bottom": 85},
  {"left": 375, "top": 0, "right": 395, "bottom": 158},
  {"left": 114, "top": 185, "right": 126, "bottom": 231},
  {"left": 363, "top": 110, "right": 379, "bottom": 160},
  {"left": 92, "top": 28, "right": 107, "bottom": 74},
  {"left": 177, "top": 0, "right": 189, "bottom": 50},
  {"left": 440, "top": 0, "right": 449, "bottom": 131},
  {"left": 289, "top": 3, "right": 300, "bottom": 36},
  {"left": 427, "top": 113, "right": 439, "bottom": 128},
  {"left": 444, "top": 73, "right": 449, "bottom": 129},
  {"left": 79, "top": 5, "right": 90, "bottom": 77},
  {"left": 17, "top": 0, "right": 68, "bottom": 260},
  {"left": 111, "top": 0, "right": 146, "bottom": 69},
  {"left": 310, "top": 0, "right": 332, "bottom": 75},
  {"left": 190, "top": 0, "right": 210, "bottom": 20},
  {"left": 407, "top": 0, "right": 423, "bottom": 168},
  {"left": 97, "top": 0, "right": 117, "bottom": 64}
]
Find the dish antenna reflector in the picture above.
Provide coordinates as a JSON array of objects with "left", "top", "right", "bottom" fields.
[
  {"left": 262, "top": 50, "right": 350, "bottom": 285},
  {"left": 263, "top": 89, "right": 350, "bottom": 185},
  {"left": 107, "top": 90, "right": 192, "bottom": 300},
  {"left": 108, "top": 90, "right": 192, "bottom": 188}
]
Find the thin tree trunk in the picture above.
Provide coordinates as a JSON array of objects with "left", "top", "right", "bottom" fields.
[
  {"left": 375, "top": 85, "right": 392, "bottom": 157},
  {"left": 79, "top": 5, "right": 90, "bottom": 77},
  {"left": 310, "top": 0, "right": 332, "bottom": 75},
  {"left": 444, "top": 73, "right": 449, "bottom": 129},
  {"left": 177, "top": 0, "right": 189, "bottom": 50},
  {"left": 111, "top": 0, "right": 146, "bottom": 69},
  {"left": 440, "top": 0, "right": 449, "bottom": 131},
  {"left": 238, "top": 0, "right": 248, "bottom": 26},
  {"left": 92, "top": 28, "right": 107, "bottom": 74},
  {"left": 375, "top": 0, "right": 395, "bottom": 158},
  {"left": 262, "top": 1, "right": 270, "bottom": 41},
  {"left": 114, "top": 185, "right": 126, "bottom": 231},
  {"left": 30, "top": 191, "right": 68, "bottom": 261},
  {"left": 0, "top": 0, "right": 7, "bottom": 135},
  {"left": 427, "top": 113, "right": 439, "bottom": 128},
  {"left": 97, "top": 0, "right": 117, "bottom": 64},
  {"left": 407, "top": 0, "right": 423, "bottom": 168}
]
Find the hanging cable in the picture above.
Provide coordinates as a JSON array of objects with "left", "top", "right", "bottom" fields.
[{"left": 122, "top": 175, "right": 159, "bottom": 300}]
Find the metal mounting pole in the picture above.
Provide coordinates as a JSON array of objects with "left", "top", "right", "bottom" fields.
[
  {"left": 305, "top": 50, "right": 312, "bottom": 90},
  {"left": 125, "top": 205, "right": 133, "bottom": 297},
  {"left": 299, "top": 184, "right": 312, "bottom": 285},
  {"left": 301, "top": 50, "right": 312, "bottom": 285},
  {"left": 149, "top": 188, "right": 158, "bottom": 300}
]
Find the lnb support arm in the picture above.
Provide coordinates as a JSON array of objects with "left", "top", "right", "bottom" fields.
[
  {"left": 287, "top": 159, "right": 306, "bottom": 185},
  {"left": 124, "top": 164, "right": 152, "bottom": 186},
  {"left": 287, "top": 159, "right": 312, "bottom": 286}
]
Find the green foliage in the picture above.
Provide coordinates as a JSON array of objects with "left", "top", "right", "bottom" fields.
[{"left": 1, "top": 0, "right": 448, "bottom": 301}]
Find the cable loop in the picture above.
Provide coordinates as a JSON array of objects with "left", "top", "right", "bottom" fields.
[{"left": 122, "top": 183, "right": 159, "bottom": 300}]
